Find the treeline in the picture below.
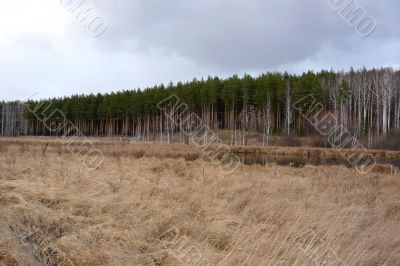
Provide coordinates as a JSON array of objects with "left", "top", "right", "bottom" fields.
[
  {"left": 0, "top": 101, "right": 27, "bottom": 136},
  {"left": 1, "top": 67, "right": 400, "bottom": 148}
]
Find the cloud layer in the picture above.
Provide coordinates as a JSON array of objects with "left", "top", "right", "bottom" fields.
[{"left": 0, "top": 0, "right": 399, "bottom": 100}]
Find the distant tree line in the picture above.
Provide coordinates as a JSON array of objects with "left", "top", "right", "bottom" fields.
[
  {"left": 0, "top": 101, "right": 27, "bottom": 136},
  {"left": 1, "top": 67, "right": 399, "bottom": 148}
]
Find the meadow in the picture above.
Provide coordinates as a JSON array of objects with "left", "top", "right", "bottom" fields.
[{"left": 0, "top": 138, "right": 399, "bottom": 265}]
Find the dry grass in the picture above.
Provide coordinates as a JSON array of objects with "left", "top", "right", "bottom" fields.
[{"left": 0, "top": 139, "right": 399, "bottom": 265}]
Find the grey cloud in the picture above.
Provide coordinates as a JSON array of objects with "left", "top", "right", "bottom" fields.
[
  {"left": 92, "top": 0, "right": 399, "bottom": 71},
  {"left": 0, "top": 0, "right": 399, "bottom": 101}
]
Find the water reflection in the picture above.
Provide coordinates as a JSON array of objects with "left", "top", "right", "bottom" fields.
[{"left": 238, "top": 153, "right": 400, "bottom": 169}]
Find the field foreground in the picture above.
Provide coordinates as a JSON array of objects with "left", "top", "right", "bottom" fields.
[{"left": 0, "top": 139, "right": 399, "bottom": 265}]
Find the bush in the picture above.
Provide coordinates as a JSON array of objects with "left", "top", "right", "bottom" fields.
[
  {"left": 280, "top": 136, "right": 302, "bottom": 147},
  {"left": 374, "top": 136, "right": 400, "bottom": 151},
  {"left": 309, "top": 137, "right": 332, "bottom": 148}
]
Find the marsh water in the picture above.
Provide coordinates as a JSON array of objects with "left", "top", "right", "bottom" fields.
[{"left": 238, "top": 153, "right": 400, "bottom": 168}]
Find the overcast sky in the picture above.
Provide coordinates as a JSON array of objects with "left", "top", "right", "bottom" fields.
[{"left": 0, "top": 0, "right": 399, "bottom": 101}]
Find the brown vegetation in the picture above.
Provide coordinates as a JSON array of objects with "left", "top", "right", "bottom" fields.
[{"left": 0, "top": 138, "right": 399, "bottom": 265}]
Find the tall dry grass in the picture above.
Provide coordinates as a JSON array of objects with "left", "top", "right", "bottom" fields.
[{"left": 0, "top": 139, "right": 399, "bottom": 265}]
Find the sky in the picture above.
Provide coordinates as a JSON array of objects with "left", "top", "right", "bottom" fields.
[{"left": 0, "top": 0, "right": 399, "bottom": 101}]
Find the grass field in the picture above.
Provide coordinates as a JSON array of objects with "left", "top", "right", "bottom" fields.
[{"left": 0, "top": 138, "right": 399, "bottom": 265}]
